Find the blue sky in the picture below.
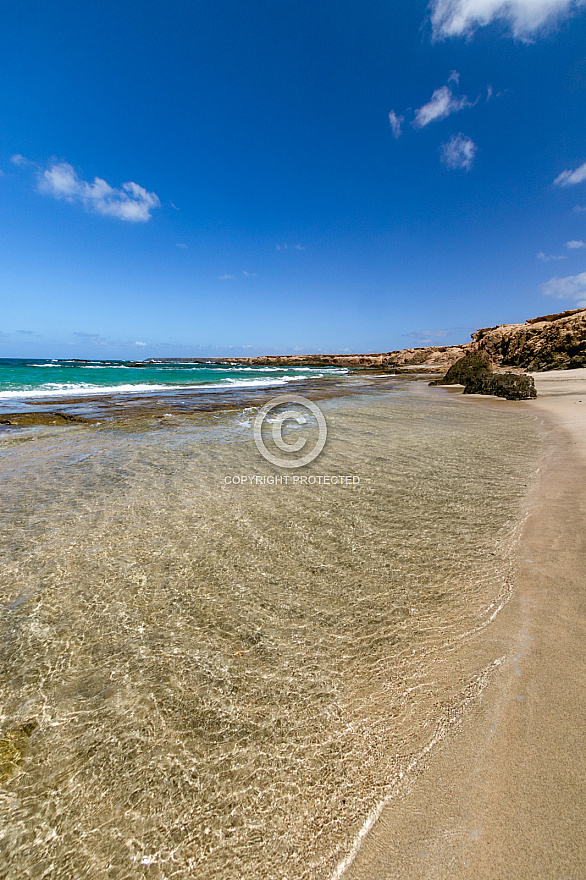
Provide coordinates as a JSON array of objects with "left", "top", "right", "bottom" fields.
[{"left": 1, "top": 0, "right": 586, "bottom": 358}]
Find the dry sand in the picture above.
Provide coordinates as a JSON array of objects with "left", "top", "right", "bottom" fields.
[{"left": 340, "top": 369, "right": 586, "bottom": 880}]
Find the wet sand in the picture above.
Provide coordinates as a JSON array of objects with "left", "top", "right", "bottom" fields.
[{"left": 342, "top": 369, "right": 586, "bottom": 879}]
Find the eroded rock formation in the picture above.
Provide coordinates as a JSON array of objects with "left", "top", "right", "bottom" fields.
[
  {"left": 430, "top": 349, "right": 536, "bottom": 400},
  {"left": 470, "top": 308, "right": 586, "bottom": 371}
]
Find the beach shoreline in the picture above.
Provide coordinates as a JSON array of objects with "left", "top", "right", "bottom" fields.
[
  {"left": 1, "top": 367, "right": 583, "bottom": 878},
  {"left": 341, "top": 369, "right": 586, "bottom": 879}
]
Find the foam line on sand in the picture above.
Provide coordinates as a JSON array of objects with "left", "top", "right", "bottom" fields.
[{"left": 337, "top": 368, "right": 586, "bottom": 880}]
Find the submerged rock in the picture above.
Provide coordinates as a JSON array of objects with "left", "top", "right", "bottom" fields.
[
  {"left": 0, "top": 720, "right": 38, "bottom": 781},
  {"left": 0, "top": 412, "right": 87, "bottom": 427}
]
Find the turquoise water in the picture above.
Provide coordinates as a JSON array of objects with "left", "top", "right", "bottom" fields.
[{"left": 0, "top": 359, "right": 346, "bottom": 400}]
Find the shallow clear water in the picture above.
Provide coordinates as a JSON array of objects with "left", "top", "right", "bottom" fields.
[{"left": 0, "top": 385, "right": 543, "bottom": 879}]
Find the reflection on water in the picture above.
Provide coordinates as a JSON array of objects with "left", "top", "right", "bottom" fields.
[{"left": 0, "top": 387, "right": 542, "bottom": 879}]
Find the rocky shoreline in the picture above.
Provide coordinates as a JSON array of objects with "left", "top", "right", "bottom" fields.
[
  {"left": 144, "top": 308, "right": 586, "bottom": 401},
  {"left": 146, "top": 308, "right": 585, "bottom": 375}
]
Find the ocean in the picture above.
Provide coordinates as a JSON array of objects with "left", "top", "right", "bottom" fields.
[
  {"left": 0, "top": 359, "right": 347, "bottom": 404},
  {"left": 0, "top": 374, "right": 543, "bottom": 879}
]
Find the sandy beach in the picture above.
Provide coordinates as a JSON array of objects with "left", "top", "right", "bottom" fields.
[{"left": 343, "top": 369, "right": 586, "bottom": 879}]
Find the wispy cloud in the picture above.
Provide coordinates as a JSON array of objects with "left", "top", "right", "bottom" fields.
[
  {"left": 554, "top": 160, "right": 586, "bottom": 187},
  {"left": 403, "top": 329, "right": 452, "bottom": 344},
  {"left": 276, "top": 243, "right": 305, "bottom": 250},
  {"left": 176, "top": 242, "right": 188, "bottom": 249},
  {"left": 429, "top": 0, "right": 585, "bottom": 40},
  {"left": 440, "top": 133, "right": 477, "bottom": 170},
  {"left": 36, "top": 161, "right": 160, "bottom": 222},
  {"left": 413, "top": 79, "right": 476, "bottom": 128},
  {"left": 537, "top": 251, "right": 567, "bottom": 261},
  {"left": 73, "top": 331, "right": 109, "bottom": 344},
  {"left": 388, "top": 110, "right": 404, "bottom": 138},
  {"left": 567, "top": 239, "right": 585, "bottom": 248},
  {"left": 242, "top": 271, "right": 258, "bottom": 277},
  {"left": 11, "top": 153, "right": 31, "bottom": 168},
  {"left": 542, "top": 271, "right": 586, "bottom": 305},
  {"left": 135, "top": 341, "right": 147, "bottom": 346},
  {"left": 218, "top": 274, "right": 235, "bottom": 280}
]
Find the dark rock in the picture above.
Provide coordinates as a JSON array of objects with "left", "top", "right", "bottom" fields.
[
  {"left": 430, "top": 351, "right": 536, "bottom": 399},
  {"left": 429, "top": 350, "right": 493, "bottom": 386},
  {"left": 464, "top": 371, "right": 537, "bottom": 400}
]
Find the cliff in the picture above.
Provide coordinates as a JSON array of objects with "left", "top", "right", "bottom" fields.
[
  {"left": 470, "top": 308, "right": 586, "bottom": 371},
  {"left": 145, "top": 308, "right": 586, "bottom": 373},
  {"left": 212, "top": 345, "right": 468, "bottom": 370}
]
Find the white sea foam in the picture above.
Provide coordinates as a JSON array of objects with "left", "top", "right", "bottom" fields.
[{"left": 0, "top": 376, "right": 302, "bottom": 399}]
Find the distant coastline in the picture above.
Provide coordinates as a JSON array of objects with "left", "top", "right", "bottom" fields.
[{"left": 144, "top": 307, "right": 586, "bottom": 373}]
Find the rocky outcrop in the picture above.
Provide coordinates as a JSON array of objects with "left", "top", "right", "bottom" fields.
[
  {"left": 463, "top": 371, "right": 537, "bottom": 400},
  {"left": 430, "top": 350, "right": 493, "bottom": 386},
  {"left": 430, "top": 350, "right": 536, "bottom": 399},
  {"left": 146, "top": 308, "right": 586, "bottom": 374},
  {"left": 471, "top": 308, "right": 586, "bottom": 371},
  {"left": 197, "top": 345, "right": 468, "bottom": 370}
]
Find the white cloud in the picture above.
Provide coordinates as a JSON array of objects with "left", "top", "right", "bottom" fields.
[
  {"left": 176, "top": 242, "right": 188, "bottom": 248},
  {"left": 38, "top": 161, "right": 160, "bottom": 222},
  {"left": 440, "top": 133, "right": 478, "bottom": 170},
  {"left": 242, "top": 271, "right": 258, "bottom": 277},
  {"left": 11, "top": 153, "right": 30, "bottom": 167},
  {"left": 413, "top": 83, "right": 475, "bottom": 128},
  {"left": 566, "top": 240, "right": 585, "bottom": 248},
  {"left": 218, "top": 274, "right": 235, "bottom": 280},
  {"left": 430, "top": 0, "right": 585, "bottom": 40},
  {"left": 135, "top": 341, "right": 147, "bottom": 346},
  {"left": 537, "top": 250, "right": 567, "bottom": 261},
  {"left": 388, "top": 110, "right": 404, "bottom": 138},
  {"left": 542, "top": 271, "right": 586, "bottom": 300},
  {"left": 554, "top": 160, "right": 586, "bottom": 187}
]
